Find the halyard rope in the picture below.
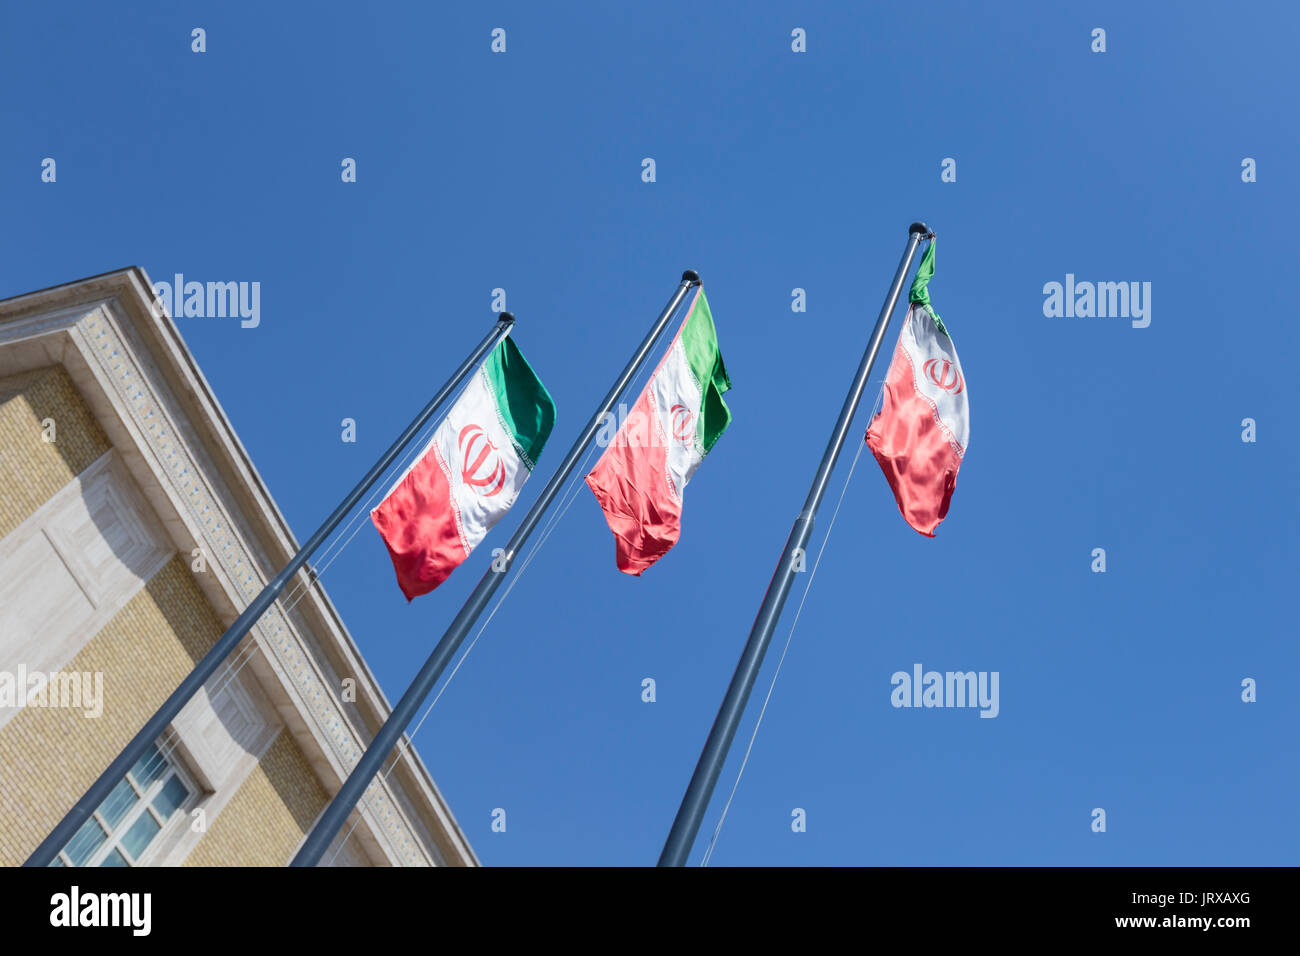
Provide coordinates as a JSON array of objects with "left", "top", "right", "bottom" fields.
[
  {"left": 322, "top": 363, "right": 655, "bottom": 864},
  {"left": 698, "top": 381, "right": 884, "bottom": 866}
]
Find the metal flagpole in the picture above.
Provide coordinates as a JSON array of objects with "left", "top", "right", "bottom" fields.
[
  {"left": 291, "top": 270, "right": 701, "bottom": 866},
  {"left": 24, "top": 314, "right": 517, "bottom": 868},
  {"left": 657, "top": 223, "right": 931, "bottom": 867}
]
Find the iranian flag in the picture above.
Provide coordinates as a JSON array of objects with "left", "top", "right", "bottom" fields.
[
  {"left": 371, "top": 336, "right": 555, "bottom": 600},
  {"left": 585, "top": 287, "right": 732, "bottom": 575},
  {"left": 866, "top": 240, "right": 970, "bottom": 536}
]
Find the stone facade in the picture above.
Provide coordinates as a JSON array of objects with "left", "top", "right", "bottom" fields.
[{"left": 0, "top": 270, "right": 476, "bottom": 867}]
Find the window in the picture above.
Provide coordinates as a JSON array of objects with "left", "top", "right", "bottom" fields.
[{"left": 50, "top": 741, "right": 198, "bottom": 867}]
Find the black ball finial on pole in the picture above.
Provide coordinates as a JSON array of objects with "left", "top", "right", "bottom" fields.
[
  {"left": 909, "top": 221, "right": 930, "bottom": 237},
  {"left": 681, "top": 269, "right": 701, "bottom": 285},
  {"left": 498, "top": 311, "right": 515, "bottom": 324}
]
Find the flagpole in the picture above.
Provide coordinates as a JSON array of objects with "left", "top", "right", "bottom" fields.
[
  {"left": 290, "top": 271, "right": 701, "bottom": 866},
  {"left": 657, "top": 223, "right": 931, "bottom": 867},
  {"left": 23, "top": 314, "right": 517, "bottom": 868}
]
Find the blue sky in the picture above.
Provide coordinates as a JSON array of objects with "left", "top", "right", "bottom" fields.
[{"left": 3, "top": 1, "right": 1297, "bottom": 866}]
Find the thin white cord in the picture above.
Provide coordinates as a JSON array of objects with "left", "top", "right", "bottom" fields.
[
  {"left": 321, "top": 391, "right": 638, "bottom": 864},
  {"left": 140, "top": 334, "right": 661, "bottom": 865},
  {"left": 698, "top": 383, "right": 884, "bottom": 866},
  {"left": 123, "top": 399, "right": 456, "bottom": 799}
]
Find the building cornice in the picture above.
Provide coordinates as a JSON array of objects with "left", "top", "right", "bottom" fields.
[{"left": 0, "top": 268, "right": 478, "bottom": 867}]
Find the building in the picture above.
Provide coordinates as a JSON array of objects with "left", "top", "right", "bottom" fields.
[{"left": 0, "top": 268, "right": 477, "bottom": 866}]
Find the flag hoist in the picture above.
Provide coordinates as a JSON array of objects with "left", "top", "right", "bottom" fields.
[
  {"left": 371, "top": 336, "right": 557, "bottom": 599},
  {"left": 585, "top": 285, "right": 732, "bottom": 574},
  {"left": 26, "top": 313, "right": 522, "bottom": 867},
  {"left": 866, "top": 237, "right": 969, "bottom": 536},
  {"left": 290, "top": 271, "right": 705, "bottom": 866},
  {"left": 658, "top": 222, "right": 968, "bottom": 866}
]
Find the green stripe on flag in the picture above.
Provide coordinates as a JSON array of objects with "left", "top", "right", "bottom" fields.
[
  {"left": 908, "top": 239, "right": 949, "bottom": 337},
  {"left": 908, "top": 238, "right": 936, "bottom": 307},
  {"left": 679, "top": 290, "right": 732, "bottom": 455},
  {"left": 483, "top": 336, "right": 556, "bottom": 470}
]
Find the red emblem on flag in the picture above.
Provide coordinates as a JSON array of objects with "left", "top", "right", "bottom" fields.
[
  {"left": 670, "top": 404, "right": 694, "bottom": 443},
  {"left": 458, "top": 424, "right": 506, "bottom": 497},
  {"left": 922, "top": 358, "right": 964, "bottom": 395}
]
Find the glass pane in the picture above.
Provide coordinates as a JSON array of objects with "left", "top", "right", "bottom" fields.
[
  {"left": 48, "top": 857, "right": 65, "bottom": 867},
  {"left": 121, "top": 813, "right": 161, "bottom": 861},
  {"left": 99, "top": 849, "right": 130, "bottom": 867},
  {"left": 98, "top": 777, "right": 138, "bottom": 829},
  {"left": 63, "top": 816, "right": 107, "bottom": 866},
  {"left": 153, "top": 775, "right": 190, "bottom": 819},
  {"left": 130, "top": 743, "right": 166, "bottom": 788}
]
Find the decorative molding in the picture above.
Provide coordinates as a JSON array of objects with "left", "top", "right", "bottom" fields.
[
  {"left": 160, "top": 669, "right": 282, "bottom": 866},
  {"left": 74, "top": 304, "right": 426, "bottom": 865},
  {"left": 173, "top": 664, "right": 281, "bottom": 794},
  {"left": 0, "top": 451, "right": 173, "bottom": 732},
  {"left": 0, "top": 271, "right": 476, "bottom": 867}
]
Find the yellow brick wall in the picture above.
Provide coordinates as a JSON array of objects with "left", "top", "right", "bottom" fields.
[
  {"left": 0, "top": 366, "right": 341, "bottom": 867},
  {"left": 182, "top": 729, "right": 330, "bottom": 867},
  {"left": 0, "top": 365, "right": 110, "bottom": 539},
  {"left": 0, "top": 557, "right": 221, "bottom": 865}
]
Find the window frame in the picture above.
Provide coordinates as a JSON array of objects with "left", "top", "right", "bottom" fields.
[{"left": 52, "top": 738, "right": 202, "bottom": 867}]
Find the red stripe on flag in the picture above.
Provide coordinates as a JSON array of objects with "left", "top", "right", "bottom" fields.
[
  {"left": 585, "top": 388, "right": 681, "bottom": 576},
  {"left": 866, "top": 343, "right": 963, "bottom": 537},
  {"left": 371, "top": 445, "right": 469, "bottom": 600}
]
